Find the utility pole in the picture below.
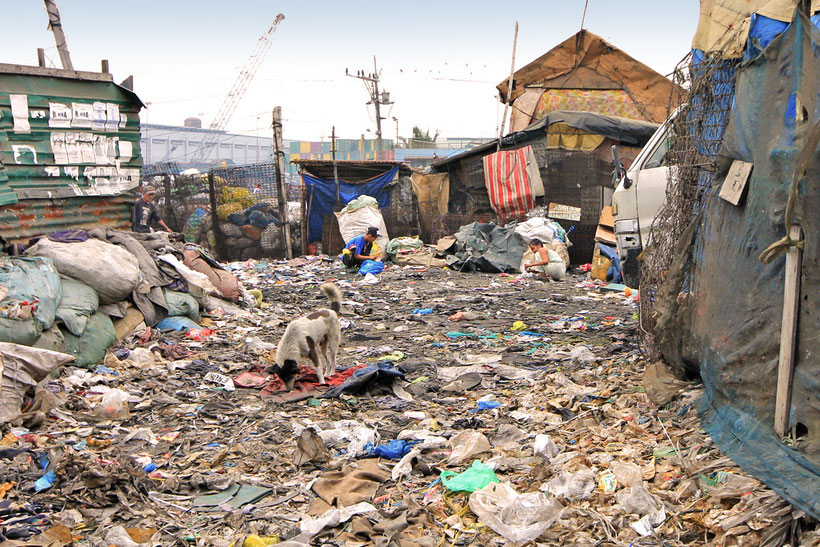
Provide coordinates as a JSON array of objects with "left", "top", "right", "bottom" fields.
[
  {"left": 392, "top": 117, "right": 399, "bottom": 148},
  {"left": 346, "top": 56, "right": 393, "bottom": 159},
  {"left": 43, "top": 0, "right": 74, "bottom": 71},
  {"left": 272, "top": 107, "right": 293, "bottom": 259},
  {"left": 331, "top": 125, "right": 340, "bottom": 207}
]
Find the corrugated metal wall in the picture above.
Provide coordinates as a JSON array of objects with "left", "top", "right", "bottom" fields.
[
  {"left": 0, "top": 67, "right": 143, "bottom": 243},
  {"left": 0, "top": 194, "right": 131, "bottom": 245}
]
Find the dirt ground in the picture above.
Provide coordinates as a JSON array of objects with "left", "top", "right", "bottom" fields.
[{"left": 3, "top": 259, "right": 818, "bottom": 546}]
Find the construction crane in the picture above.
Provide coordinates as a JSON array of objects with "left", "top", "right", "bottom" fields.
[{"left": 190, "top": 13, "right": 285, "bottom": 164}]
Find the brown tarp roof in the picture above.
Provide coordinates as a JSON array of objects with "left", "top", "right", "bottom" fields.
[{"left": 496, "top": 29, "right": 682, "bottom": 124}]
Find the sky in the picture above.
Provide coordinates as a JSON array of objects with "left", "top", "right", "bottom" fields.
[{"left": 5, "top": 1, "right": 699, "bottom": 142}]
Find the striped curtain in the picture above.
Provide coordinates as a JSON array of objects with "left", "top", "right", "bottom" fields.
[{"left": 482, "top": 146, "right": 536, "bottom": 221}]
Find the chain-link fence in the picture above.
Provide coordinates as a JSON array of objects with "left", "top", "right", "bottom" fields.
[
  {"left": 639, "top": 52, "right": 740, "bottom": 360},
  {"left": 207, "top": 162, "right": 300, "bottom": 262}
]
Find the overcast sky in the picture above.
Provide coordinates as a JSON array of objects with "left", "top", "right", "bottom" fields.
[{"left": 6, "top": 1, "right": 699, "bottom": 142}]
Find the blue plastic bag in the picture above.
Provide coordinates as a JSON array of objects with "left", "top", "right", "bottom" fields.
[
  {"left": 370, "top": 439, "right": 415, "bottom": 460},
  {"left": 358, "top": 260, "right": 385, "bottom": 275},
  {"left": 156, "top": 315, "right": 201, "bottom": 332}
]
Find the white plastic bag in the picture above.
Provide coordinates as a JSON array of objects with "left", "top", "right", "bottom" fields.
[
  {"left": 542, "top": 467, "right": 596, "bottom": 500},
  {"left": 448, "top": 431, "right": 491, "bottom": 465},
  {"left": 95, "top": 388, "right": 131, "bottom": 420},
  {"left": 533, "top": 434, "right": 561, "bottom": 461},
  {"left": 469, "top": 482, "right": 563, "bottom": 546}
]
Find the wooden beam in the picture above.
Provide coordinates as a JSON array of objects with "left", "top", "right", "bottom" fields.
[
  {"left": 37, "top": 48, "right": 46, "bottom": 68},
  {"left": 774, "top": 225, "right": 803, "bottom": 436}
]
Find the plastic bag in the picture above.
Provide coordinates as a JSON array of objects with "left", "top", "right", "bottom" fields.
[
  {"left": 542, "top": 467, "right": 596, "bottom": 500},
  {"left": 55, "top": 276, "right": 99, "bottom": 337},
  {"left": 611, "top": 461, "right": 643, "bottom": 487},
  {"left": 370, "top": 439, "right": 414, "bottom": 460},
  {"left": 26, "top": 238, "right": 140, "bottom": 305},
  {"left": 94, "top": 388, "right": 131, "bottom": 420},
  {"left": 441, "top": 460, "right": 499, "bottom": 492},
  {"left": 469, "top": 482, "right": 563, "bottom": 545},
  {"left": 533, "top": 434, "right": 560, "bottom": 461},
  {"left": 448, "top": 431, "right": 491, "bottom": 465},
  {"left": 616, "top": 484, "right": 662, "bottom": 515},
  {"left": 358, "top": 260, "right": 385, "bottom": 276},
  {"left": 156, "top": 316, "right": 201, "bottom": 332}
]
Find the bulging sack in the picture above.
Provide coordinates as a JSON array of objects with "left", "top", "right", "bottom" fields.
[{"left": 26, "top": 238, "right": 140, "bottom": 304}]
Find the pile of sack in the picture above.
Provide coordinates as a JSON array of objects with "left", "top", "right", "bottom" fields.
[
  {"left": 216, "top": 186, "right": 282, "bottom": 259},
  {"left": 0, "top": 228, "right": 245, "bottom": 370}
]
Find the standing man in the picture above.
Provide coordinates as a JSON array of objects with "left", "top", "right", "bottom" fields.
[
  {"left": 341, "top": 226, "right": 382, "bottom": 273},
  {"left": 523, "top": 238, "right": 565, "bottom": 280},
  {"left": 132, "top": 186, "right": 171, "bottom": 233}
]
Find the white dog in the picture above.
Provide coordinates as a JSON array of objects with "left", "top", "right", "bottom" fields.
[{"left": 267, "top": 282, "right": 341, "bottom": 390}]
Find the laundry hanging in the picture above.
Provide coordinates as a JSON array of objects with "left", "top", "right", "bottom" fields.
[{"left": 482, "top": 145, "right": 543, "bottom": 221}]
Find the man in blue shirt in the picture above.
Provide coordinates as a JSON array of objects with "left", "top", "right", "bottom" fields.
[{"left": 342, "top": 226, "right": 381, "bottom": 273}]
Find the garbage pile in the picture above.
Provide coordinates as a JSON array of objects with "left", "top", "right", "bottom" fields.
[
  {"left": 1, "top": 255, "right": 817, "bottom": 546},
  {"left": 216, "top": 185, "right": 284, "bottom": 259}
]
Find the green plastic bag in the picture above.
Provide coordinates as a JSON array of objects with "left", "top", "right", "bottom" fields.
[
  {"left": 62, "top": 312, "right": 116, "bottom": 368},
  {"left": 441, "top": 460, "right": 499, "bottom": 492},
  {"left": 163, "top": 289, "right": 200, "bottom": 321}
]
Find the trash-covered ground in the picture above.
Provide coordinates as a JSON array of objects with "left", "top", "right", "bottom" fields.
[{"left": 3, "top": 258, "right": 818, "bottom": 547}]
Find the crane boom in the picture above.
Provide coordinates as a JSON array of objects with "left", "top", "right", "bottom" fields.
[{"left": 191, "top": 13, "right": 284, "bottom": 164}]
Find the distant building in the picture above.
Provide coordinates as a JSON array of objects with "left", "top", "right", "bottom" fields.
[{"left": 140, "top": 118, "right": 287, "bottom": 170}]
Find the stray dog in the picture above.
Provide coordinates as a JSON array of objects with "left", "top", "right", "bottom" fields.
[{"left": 267, "top": 282, "right": 342, "bottom": 390}]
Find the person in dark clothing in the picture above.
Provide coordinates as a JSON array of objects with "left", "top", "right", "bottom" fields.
[
  {"left": 341, "top": 226, "right": 381, "bottom": 273},
  {"left": 132, "top": 186, "right": 171, "bottom": 233}
]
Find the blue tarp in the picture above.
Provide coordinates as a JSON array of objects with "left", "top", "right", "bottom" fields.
[
  {"left": 668, "top": 13, "right": 820, "bottom": 519},
  {"left": 302, "top": 167, "right": 398, "bottom": 243}
]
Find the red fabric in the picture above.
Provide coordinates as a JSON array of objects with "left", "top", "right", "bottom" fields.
[
  {"left": 482, "top": 146, "right": 535, "bottom": 221},
  {"left": 258, "top": 364, "right": 367, "bottom": 402}
]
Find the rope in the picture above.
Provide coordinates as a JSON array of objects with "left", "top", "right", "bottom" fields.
[{"left": 758, "top": 116, "right": 820, "bottom": 263}]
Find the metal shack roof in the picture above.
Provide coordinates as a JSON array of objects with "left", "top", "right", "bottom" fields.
[
  {"left": 431, "top": 110, "right": 659, "bottom": 170},
  {"left": 0, "top": 64, "right": 144, "bottom": 243}
]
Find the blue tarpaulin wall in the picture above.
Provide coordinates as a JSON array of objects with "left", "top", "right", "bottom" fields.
[
  {"left": 663, "top": 12, "right": 820, "bottom": 519},
  {"left": 301, "top": 167, "right": 398, "bottom": 243}
]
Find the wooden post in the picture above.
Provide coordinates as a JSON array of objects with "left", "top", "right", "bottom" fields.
[
  {"left": 272, "top": 107, "right": 293, "bottom": 259},
  {"left": 37, "top": 48, "right": 46, "bottom": 68},
  {"left": 498, "top": 21, "right": 519, "bottom": 145},
  {"left": 43, "top": 0, "right": 74, "bottom": 71},
  {"left": 774, "top": 225, "right": 803, "bottom": 436},
  {"left": 208, "top": 171, "right": 226, "bottom": 261},
  {"left": 101, "top": 59, "right": 109, "bottom": 73},
  {"left": 300, "top": 170, "right": 308, "bottom": 255},
  {"left": 332, "top": 125, "right": 340, "bottom": 207}
]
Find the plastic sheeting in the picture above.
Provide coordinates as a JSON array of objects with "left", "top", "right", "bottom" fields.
[
  {"left": 302, "top": 167, "right": 397, "bottom": 243},
  {"left": 446, "top": 221, "right": 527, "bottom": 274},
  {"left": 657, "top": 13, "right": 820, "bottom": 519}
]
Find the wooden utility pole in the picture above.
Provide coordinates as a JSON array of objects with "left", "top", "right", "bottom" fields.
[
  {"left": 331, "top": 126, "right": 340, "bottom": 207},
  {"left": 272, "top": 107, "right": 293, "bottom": 259},
  {"left": 43, "top": 0, "right": 74, "bottom": 71},
  {"left": 346, "top": 57, "right": 393, "bottom": 158},
  {"left": 498, "top": 21, "right": 519, "bottom": 145}
]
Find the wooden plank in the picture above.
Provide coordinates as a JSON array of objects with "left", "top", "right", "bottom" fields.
[
  {"left": 719, "top": 159, "right": 753, "bottom": 205},
  {"left": 0, "top": 62, "right": 113, "bottom": 82},
  {"left": 774, "top": 225, "right": 803, "bottom": 436}
]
